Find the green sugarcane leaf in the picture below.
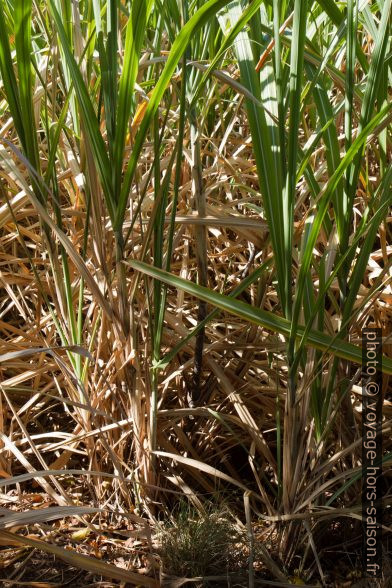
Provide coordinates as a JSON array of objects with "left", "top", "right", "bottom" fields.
[
  {"left": 128, "top": 260, "right": 392, "bottom": 375},
  {"left": 49, "top": 0, "right": 115, "bottom": 222}
]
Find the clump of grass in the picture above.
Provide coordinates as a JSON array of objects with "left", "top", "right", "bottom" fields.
[{"left": 158, "top": 502, "right": 247, "bottom": 580}]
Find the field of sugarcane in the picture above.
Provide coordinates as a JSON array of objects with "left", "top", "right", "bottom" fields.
[{"left": 0, "top": 0, "right": 391, "bottom": 585}]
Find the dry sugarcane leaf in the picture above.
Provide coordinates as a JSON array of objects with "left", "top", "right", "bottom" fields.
[{"left": 0, "top": 529, "right": 159, "bottom": 586}]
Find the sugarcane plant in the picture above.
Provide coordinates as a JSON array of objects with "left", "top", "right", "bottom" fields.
[{"left": 0, "top": 0, "right": 391, "bottom": 579}]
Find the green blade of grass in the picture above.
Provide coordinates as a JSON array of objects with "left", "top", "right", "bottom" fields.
[
  {"left": 128, "top": 260, "right": 392, "bottom": 374},
  {"left": 290, "top": 166, "right": 392, "bottom": 376},
  {"left": 14, "top": 0, "right": 40, "bottom": 174},
  {"left": 218, "top": 1, "right": 286, "bottom": 313},
  {"left": 49, "top": 0, "right": 115, "bottom": 221},
  {"left": 0, "top": 5, "right": 25, "bottom": 147},
  {"left": 342, "top": 166, "right": 392, "bottom": 326},
  {"left": 305, "top": 63, "right": 344, "bottom": 243},
  {"left": 284, "top": 0, "right": 307, "bottom": 323},
  {"left": 92, "top": 0, "right": 115, "bottom": 149},
  {"left": 290, "top": 101, "right": 392, "bottom": 357},
  {"left": 155, "top": 258, "right": 273, "bottom": 370},
  {"left": 113, "top": 0, "right": 154, "bottom": 199},
  {"left": 115, "top": 0, "right": 237, "bottom": 233},
  {"left": 190, "top": 0, "right": 264, "bottom": 109},
  {"left": 343, "top": 0, "right": 391, "bottom": 253}
]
